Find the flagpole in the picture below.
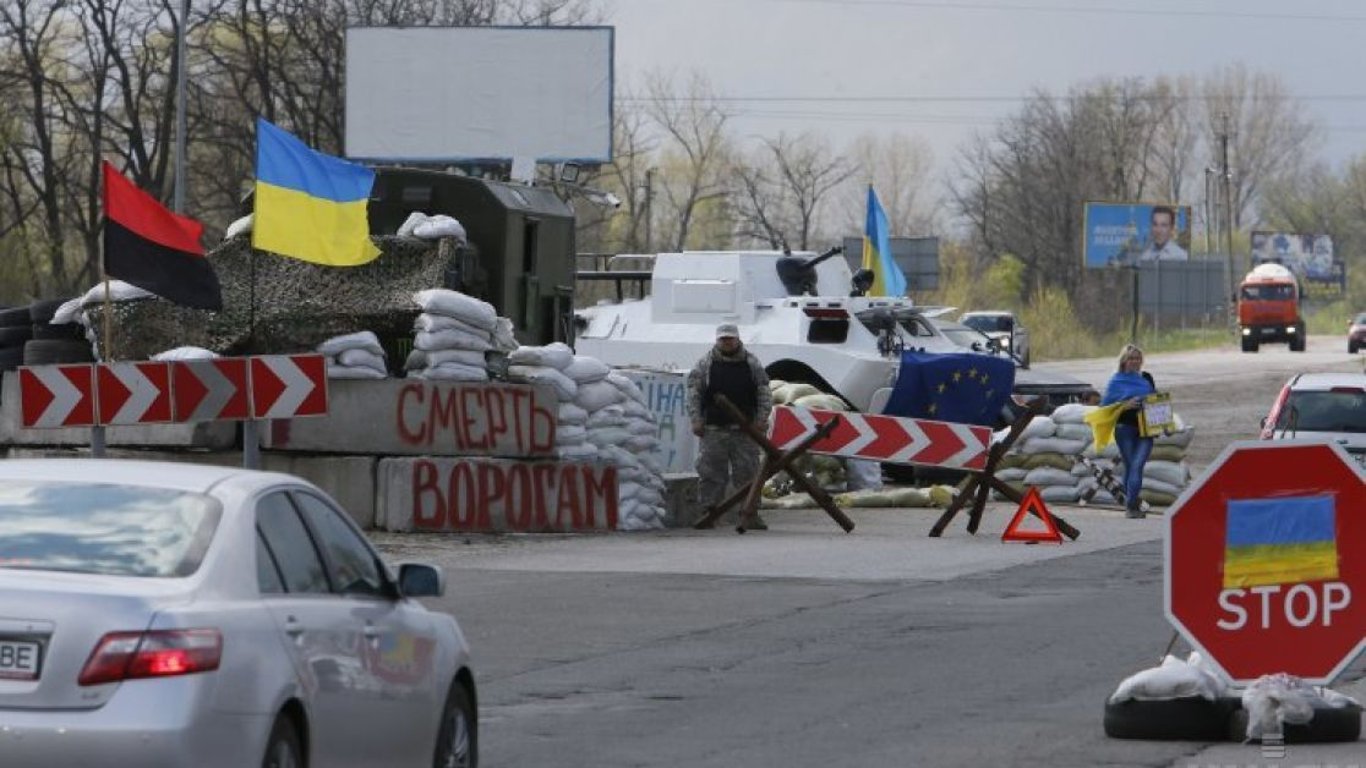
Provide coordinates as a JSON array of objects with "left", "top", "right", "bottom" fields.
[{"left": 173, "top": 0, "right": 189, "bottom": 213}]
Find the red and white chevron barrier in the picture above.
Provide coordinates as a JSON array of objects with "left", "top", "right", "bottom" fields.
[{"left": 767, "top": 405, "right": 992, "bottom": 470}]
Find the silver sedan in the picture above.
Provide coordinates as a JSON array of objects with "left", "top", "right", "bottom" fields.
[{"left": 0, "top": 459, "right": 476, "bottom": 768}]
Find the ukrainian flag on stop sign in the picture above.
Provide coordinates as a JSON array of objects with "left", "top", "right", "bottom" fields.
[
  {"left": 252, "top": 118, "right": 380, "bottom": 267},
  {"left": 1223, "top": 495, "right": 1339, "bottom": 589}
]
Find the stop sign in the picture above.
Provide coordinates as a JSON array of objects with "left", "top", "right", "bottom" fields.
[{"left": 1166, "top": 440, "right": 1366, "bottom": 685}]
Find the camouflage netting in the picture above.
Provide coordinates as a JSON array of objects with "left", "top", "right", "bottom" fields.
[{"left": 85, "top": 234, "right": 461, "bottom": 367}]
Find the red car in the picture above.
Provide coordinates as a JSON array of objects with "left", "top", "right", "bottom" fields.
[{"left": 1350, "top": 312, "right": 1366, "bottom": 354}]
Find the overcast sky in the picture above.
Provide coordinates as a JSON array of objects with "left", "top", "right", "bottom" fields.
[{"left": 605, "top": 0, "right": 1366, "bottom": 174}]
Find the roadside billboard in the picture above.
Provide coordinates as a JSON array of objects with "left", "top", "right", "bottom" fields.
[
  {"left": 1250, "top": 231, "right": 1346, "bottom": 293},
  {"left": 1083, "top": 202, "right": 1192, "bottom": 269}
]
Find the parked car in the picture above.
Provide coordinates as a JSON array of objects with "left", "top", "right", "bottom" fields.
[
  {"left": 958, "top": 311, "right": 1031, "bottom": 368},
  {"left": 0, "top": 459, "right": 477, "bottom": 768},
  {"left": 1348, "top": 312, "right": 1366, "bottom": 354},
  {"left": 1259, "top": 372, "right": 1366, "bottom": 467}
]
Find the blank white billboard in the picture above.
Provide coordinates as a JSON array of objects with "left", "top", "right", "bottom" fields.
[{"left": 345, "top": 26, "right": 613, "bottom": 164}]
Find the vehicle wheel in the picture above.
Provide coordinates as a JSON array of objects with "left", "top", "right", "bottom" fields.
[
  {"left": 1290, "top": 335, "right": 1306, "bottom": 352},
  {"left": 1228, "top": 702, "right": 1362, "bottom": 743},
  {"left": 433, "top": 681, "right": 478, "bottom": 768},
  {"left": 261, "top": 715, "right": 304, "bottom": 768},
  {"left": 1240, "top": 336, "right": 1258, "bottom": 353},
  {"left": 1351, "top": 340, "right": 1360, "bottom": 354},
  {"left": 22, "top": 338, "right": 94, "bottom": 365},
  {"left": 1103, "top": 696, "right": 1241, "bottom": 741}
]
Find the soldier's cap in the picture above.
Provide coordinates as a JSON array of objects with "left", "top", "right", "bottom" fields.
[{"left": 715, "top": 323, "right": 740, "bottom": 340}]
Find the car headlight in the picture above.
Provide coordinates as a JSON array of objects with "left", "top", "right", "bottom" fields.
[{"left": 1286, "top": 326, "right": 1298, "bottom": 334}]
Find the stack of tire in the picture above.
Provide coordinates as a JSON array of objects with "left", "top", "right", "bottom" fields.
[{"left": 0, "top": 299, "right": 95, "bottom": 397}]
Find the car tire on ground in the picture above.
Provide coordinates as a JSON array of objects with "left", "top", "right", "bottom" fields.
[
  {"left": 22, "top": 338, "right": 95, "bottom": 365},
  {"left": 1289, "top": 334, "right": 1306, "bottom": 352},
  {"left": 1228, "top": 703, "right": 1362, "bottom": 744},
  {"left": 0, "top": 306, "right": 30, "bottom": 327},
  {"left": 433, "top": 681, "right": 478, "bottom": 768},
  {"left": 1351, "top": 340, "right": 1359, "bottom": 354},
  {"left": 1103, "top": 696, "right": 1241, "bottom": 741},
  {"left": 28, "top": 297, "right": 69, "bottom": 325},
  {"left": 0, "top": 326, "right": 33, "bottom": 347},
  {"left": 261, "top": 714, "right": 304, "bottom": 768},
  {"left": 1240, "top": 336, "right": 1258, "bottom": 353}
]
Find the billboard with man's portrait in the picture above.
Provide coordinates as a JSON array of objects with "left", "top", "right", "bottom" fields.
[
  {"left": 1250, "top": 231, "right": 1344, "bottom": 289},
  {"left": 1083, "top": 202, "right": 1193, "bottom": 269}
]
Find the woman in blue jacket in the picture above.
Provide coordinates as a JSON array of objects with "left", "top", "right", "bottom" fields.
[{"left": 1103, "top": 344, "right": 1156, "bottom": 518}]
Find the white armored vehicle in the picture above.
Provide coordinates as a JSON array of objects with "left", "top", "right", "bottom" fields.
[{"left": 575, "top": 248, "right": 1051, "bottom": 414}]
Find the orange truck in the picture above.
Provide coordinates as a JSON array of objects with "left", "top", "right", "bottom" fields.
[{"left": 1238, "top": 263, "right": 1305, "bottom": 353}]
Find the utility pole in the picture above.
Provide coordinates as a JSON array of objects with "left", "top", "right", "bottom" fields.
[
  {"left": 1219, "top": 112, "right": 1236, "bottom": 332},
  {"left": 642, "top": 167, "right": 654, "bottom": 253},
  {"left": 173, "top": 0, "right": 190, "bottom": 213}
]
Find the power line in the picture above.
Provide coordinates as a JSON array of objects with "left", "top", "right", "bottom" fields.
[
  {"left": 621, "top": 94, "right": 1366, "bottom": 104},
  {"left": 764, "top": 0, "right": 1366, "bottom": 24}
]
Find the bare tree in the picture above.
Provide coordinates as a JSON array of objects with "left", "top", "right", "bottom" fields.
[
  {"left": 842, "top": 132, "right": 936, "bottom": 236},
  {"left": 761, "top": 132, "right": 853, "bottom": 251},
  {"left": 1201, "top": 64, "right": 1317, "bottom": 228},
  {"left": 643, "top": 70, "right": 732, "bottom": 251}
]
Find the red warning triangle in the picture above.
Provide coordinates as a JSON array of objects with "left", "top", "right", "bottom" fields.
[{"left": 1002, "top": 486, "right": 1064, "bottom": 543}]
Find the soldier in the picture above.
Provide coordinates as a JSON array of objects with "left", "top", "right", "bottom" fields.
[{"left": 687, "top": 323, "right": 772, "bottom": 529}]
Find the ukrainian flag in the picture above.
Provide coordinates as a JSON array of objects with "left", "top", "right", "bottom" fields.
[
  {"left": 1223, "top": 495, "right": 1340, "bottom": 589},
  {"left": 252, "top": 118, "right": 380, "bottom": 267},
  {"left": 861, "top": 186, "right": 907, "bottom": 297}
]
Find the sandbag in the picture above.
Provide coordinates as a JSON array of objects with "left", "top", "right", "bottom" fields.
[
  {"left": 1054, "top": 422, "right": 1094, "bottom": 442},
  {"left": 575, "top": 380, "right": 624, "bottom": 411},
  {"left": 1141, "top": 477, "right": 1184, "bottom": 497},
  {"left": 997, "top": 467, "right": 1028, "bottom": 481},
  {"left": 1151, "top": 444, "right": 1186, "bottom": 463},
  {"left": 1050, "top": 403, "right": 1091, "bottom": 424},
  {"left": 1139, "top": 489, "right": 1179, "bottom": 507},
  {"left": 626, "top": 419, "right": 657, "bottom": 436},
  {"left": 414, "top": 327, "right": 493, "bottom": 353},
  {"left": 1038, "top": 485, "right": 1081, "bottom": 503},
  {"left": 413, "top": 362, "right": 489, "bottom": 382},
  {"left": 507, "top": 364, "right": 578, "bottom": 401},
  {"left": 317, "top": 330, "right": 384, "bottom": 357},
  {"left": 337, "top": 348, "right": 387, "bottom": 373},
  {"left": 556, "top": 443, "right": 599, "bottom": 461},
  {"left": 1020, "top": 436, "right": 1088, "bottom": 456},
  {"left": 555, "top": 424, "right": 588, "bottom": 446},
  {"left": 414, "top": 312, "right": 493, "bottom": 338},
  {"left": 564, "top": 355, "right": 611, "bottom": 383},
  {"left": 624, "top": 435, "right": 658, "bottom": 453},
  {"left": 998, "top": 453, "right": 1029, "bottom": 470},
  {"left": 412, "top": 214, "right": 467, "bottom": 242},
  {"left": 774, "top": 382, "right": 821, "bottom": 405},
  {"left": 327, "top": 362, "right": 387, "bottom": 380},
  {"left": 1144, "top": 460, "right": 1188, "bottom": 487},
  {"left": 1110, "top": 654, "right": 1227, "bottom": 703},
  {"left": 791, "top": 393, "right": 847, "bottom": 412},
  {"left": 412, "top": 288, "right": 497, "bottom": 331},
  {"left": 1155, "top": 427, "right": 1194, "bottom": 449},
  {"left": 587, "top": 427, "right": 632, "bottom": 448},
  {"left": 509, "top": 343, "right": 574, "bottom": 371},
  {"left": 1024, "top": 467, "right": 1076, "bottom": 486},
  {"left": 834, "top": 487, "right": 935, "bottom": 508},
  {"left": 406, "top": 348, "right": 485, "bottom": 370},
  {"left": 586, "top": 404, "right": 627, "bottom": 428},
  {"left": 1018, "top": 416, "right": 1057, "bottom": 441},
  {"left": 492, "top": 317, "right": 518, "bottom": 352},
  {"left": 623, "top": 400, "right": 652, "bottom": 420},
  {"left": 557, "top": 402, "right": 589, "bottom": 425},
  {"left": 1021, "top": 452, "right": 1074, "bottom": 471},
  {"left": 151, "top": 346, "right": 218, "bottom": 361},
  {"left": 606, "top": 372, "right": 648, "bottom": 405}
]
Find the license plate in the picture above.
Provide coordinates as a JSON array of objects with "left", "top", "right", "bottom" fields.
[{"left": 0, "top": 639, "right": 41, "bottom": 680}]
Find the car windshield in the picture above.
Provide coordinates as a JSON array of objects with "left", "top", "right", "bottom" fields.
[
  {"left": 0, "top": 480, "right": 221, "bottom": 577},
  {"left": 962, "top": 315, "right": 1011, "bottom": 333},
  {"left": 939, "top": 325, "right": 993, "bottom": 350},
  {"left": 1275, "top": 390, "right": 1366, "bottom": 433},
  {"left": 1241, "top": 284, "right": 1295, "bottom": 301}
]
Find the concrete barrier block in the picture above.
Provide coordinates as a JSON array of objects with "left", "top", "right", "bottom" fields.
[
  {"left": 662, "top": 472, "right": 700, "bottom": 528},
  {"left": 377, "top": 456, "right": 618, "bottom": 533}
]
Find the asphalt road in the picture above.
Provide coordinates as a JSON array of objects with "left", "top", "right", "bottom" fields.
[{"left": 376, "top": 338, "right": 1365, "bottom": 767}]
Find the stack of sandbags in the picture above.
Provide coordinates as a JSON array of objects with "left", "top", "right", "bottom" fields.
[
  {"left": 51, "top": 281, "right": 152, "bottom": 362},
  {"left": 405, "top": 289, "right": 495, "bottom": 381},
  {"left": 506, "top": 347, "right": 668, "bottom": 531},
  {"left": 318, "top": 331, "right": 388, "bottom": 380},
  {"left": 994, "top": 409, "right": 1090, "bottom": 503},
  {"left": 764, "top": 379, "right": 849, "bottom": 496}
]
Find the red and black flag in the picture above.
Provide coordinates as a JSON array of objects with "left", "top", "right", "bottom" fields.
[{"left": 102, "top": 161, "right": 222, "bottom": 310}]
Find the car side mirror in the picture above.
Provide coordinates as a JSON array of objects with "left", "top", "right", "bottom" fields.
[{"left": 398, "top": 563, "right": 445, "bottom": 598}]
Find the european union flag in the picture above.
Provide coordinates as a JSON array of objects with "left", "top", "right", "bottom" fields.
[{"left": 882, "top": 351, "right": 1016, "bottom": 426}]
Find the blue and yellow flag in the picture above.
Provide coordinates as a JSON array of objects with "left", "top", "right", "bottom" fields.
[
  {"left": 861, "top": 186, "right": 907, "bottom": 297},
  {"left": 1083, "top": 402, "right": 1127, "bottom": 451},
  {"left": 252, "top": 118, "right": 379, "bottom": 267},
  {"left": 882, "top": 351, "right": 1015, "bottom": 425},
  {"left": 1223, "top": 495, "right": 1339, "bottom": 589}
]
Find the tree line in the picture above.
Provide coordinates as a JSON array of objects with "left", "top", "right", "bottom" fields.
[{"left": 2, "top": 1, "right": 1356, "bottom": 332}]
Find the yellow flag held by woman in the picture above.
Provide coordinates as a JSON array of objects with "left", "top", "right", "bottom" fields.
[
  {"left": 252, "top": 118, "right": 380, "bottom": 267},
  {"left": 1084, "top": 402, "right": 1127, "bottom": 452}
]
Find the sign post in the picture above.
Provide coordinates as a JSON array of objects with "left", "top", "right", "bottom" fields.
[{"left": 1165, "top": 440, "right": 1366, "bottom": 685}]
